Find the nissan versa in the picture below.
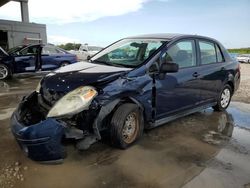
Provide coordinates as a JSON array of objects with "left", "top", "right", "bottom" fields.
[{"left": 10, "top": 34, "right": 240, "bottom": 162}]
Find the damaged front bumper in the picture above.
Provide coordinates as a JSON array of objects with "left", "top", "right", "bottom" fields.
[
  {"left": 11, "top": 113, "right": 65, "bottom": 162},
  {"left": 10, "top": 92, "right": 66, "bottom": 162},
  {"left": 10, "top": 90, "right": 120, "bottom": 163}
]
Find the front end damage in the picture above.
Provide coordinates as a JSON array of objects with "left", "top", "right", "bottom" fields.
[{"left": 10, "top": 91, "right": 117, "bottom": 162}]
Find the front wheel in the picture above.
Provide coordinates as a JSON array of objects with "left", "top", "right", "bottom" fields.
[
  {"left": 213, "top": 84, "right": 232, "bottom": 111},
  {"left": 110, "top": 103, "right": 144, "bottom": 149},
  {"left": 0, "top": 64, "right": 11, "bottom": 80}
]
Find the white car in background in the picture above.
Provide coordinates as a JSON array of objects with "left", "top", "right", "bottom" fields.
[
  {"left": 236, "top": 54, "right": 250, "bottom": 63},
  {"left": 71, "top": 44, "right": 103, "bottom": 60}
]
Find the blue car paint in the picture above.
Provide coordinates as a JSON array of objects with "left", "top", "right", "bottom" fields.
[
  {"left": 10, "top": 34, "right": 241, "bottom": 162},
  {"left": 1, "top": 44, "right": 77, "bottom": 74},
  {"left": 11, "top": 93, "right": 65, "bottom": 162}
]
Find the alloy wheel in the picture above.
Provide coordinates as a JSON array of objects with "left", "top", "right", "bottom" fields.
[
  {"left": 0, "top": 65, "right": 8, "bottom": 79},
  {"left": 221, "top": 88, "right": 231, "bottom": 108}
]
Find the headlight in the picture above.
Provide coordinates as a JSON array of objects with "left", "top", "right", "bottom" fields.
[{"left": 47, "top": 86, "right": 97, "bottom": 118}]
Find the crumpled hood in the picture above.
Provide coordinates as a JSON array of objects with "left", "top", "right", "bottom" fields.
[{"left": 40, "top": 61, "right": 132, "bottom": 104}]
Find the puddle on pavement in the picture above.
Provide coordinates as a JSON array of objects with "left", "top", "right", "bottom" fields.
[
  {"left": 0, "top": 77, "right": 40, "bottom": 95},
  {"left": 0, "top": 76, "right": 250, "bottom": 188},
  {"left": 0, "top": 108, "right": 16, "bottom": 120},
  {"left": 228, "top": 102, "right": 250, "bottom": 129}
]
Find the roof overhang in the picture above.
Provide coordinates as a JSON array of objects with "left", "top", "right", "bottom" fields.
[
  {"left": 0, "top": 0, "right": 28, "bottom": 7},
  {"left": 0, "top": 0, "right": 10, "bottom": 7}
]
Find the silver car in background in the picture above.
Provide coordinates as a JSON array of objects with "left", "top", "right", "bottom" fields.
[
  {"left": 70, "top": 44, "right": 103, "bottom": 60},
  {"left": 237, "top": 54, "right": 250, "bottom": 63}
]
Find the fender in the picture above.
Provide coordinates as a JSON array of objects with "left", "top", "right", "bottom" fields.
[
  {"left": 227, "top": 72, "right": 236, "bottom": 93},
  {"left": 0, "top": 56, "right": 15, "bottom": 73},
  {"left": 92, "top": 99, "right": 120, "bottom": 139},
  {"left": 92, "top": 95, "right": 147, "bottom": 140}
]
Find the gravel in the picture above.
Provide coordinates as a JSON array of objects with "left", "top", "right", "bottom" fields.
[
  {"left": 0, "top": 161, "right": 27, "bottom": 188},
  {"left": 232, "top": 64, "right": 250, "bottom": 103}
]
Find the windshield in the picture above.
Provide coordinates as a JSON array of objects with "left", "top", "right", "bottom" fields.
[
  {"left": 8, "top": 46, "right": 26, "bottom": 55},
  {"left": 91, "top": 38, "right": 166, "bottom": 68}
]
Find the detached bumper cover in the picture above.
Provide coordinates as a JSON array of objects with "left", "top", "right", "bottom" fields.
[{"left": 10, "top": 97, "right": 65, "bottom": 162}]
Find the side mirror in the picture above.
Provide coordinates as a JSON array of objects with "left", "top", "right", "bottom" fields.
[{"left": 160, "top": 62, "right": 179, "bottom": 73}]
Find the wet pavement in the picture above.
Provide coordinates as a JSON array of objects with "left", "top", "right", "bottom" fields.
[{"left": 0, "top": 77, "right": 250, "bottom": 188}]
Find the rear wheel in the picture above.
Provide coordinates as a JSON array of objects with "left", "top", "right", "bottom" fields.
[
  {"left": 110, "top": 103, "right": 144, "bottom": 149},
  {"left": 0, "top": 64, "right": 11, "bottom": 80},
  {"left": 213, "top": 84, "right": 232, "bottom": 111}
]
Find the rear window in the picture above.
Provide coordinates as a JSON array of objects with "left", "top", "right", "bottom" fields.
[
  {"left": 199, "top": 40, "right": 225, "bottom": 64},
  {"left": 199, "top": 41, "right": 217, "bottom": 64}
]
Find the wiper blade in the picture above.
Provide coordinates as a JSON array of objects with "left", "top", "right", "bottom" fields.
[{"left": 93, "top": 60, "right": 124, "bottom": 67}]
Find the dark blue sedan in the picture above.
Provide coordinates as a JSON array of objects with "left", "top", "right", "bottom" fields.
[
  {"left": 0, "top": 44, "right": 78, "bottom": 80},
  {"left": 10, "top": 34, "right": 240, "bottom": 162}
]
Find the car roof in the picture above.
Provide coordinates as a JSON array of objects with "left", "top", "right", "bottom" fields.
[{"left": 126, "top": 33, "right": 218, "bottom": 42}]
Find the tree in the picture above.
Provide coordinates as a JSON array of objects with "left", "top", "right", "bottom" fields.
[{"left": 57, "top": 43, "right": 81, "bottom": 51}]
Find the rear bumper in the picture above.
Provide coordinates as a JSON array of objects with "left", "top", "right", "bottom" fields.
[{"left": 10, "top": 94, "right": 65, "bottom": 162}]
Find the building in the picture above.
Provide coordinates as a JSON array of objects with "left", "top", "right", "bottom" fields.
[{"left": 0, "top": 0, "right": 47, "bottom": 50}]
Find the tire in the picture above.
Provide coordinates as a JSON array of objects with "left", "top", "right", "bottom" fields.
[
  {"left": 110, "top": 103, "right": 144, "bottom": 149},
  {"left": 212, "top": 84, "right": 232, "bottom": 111},
  {"left": 0, "top": 64, "right": 11, "bottom": 80},
  {"left": 60, "top": 61, "right": 70, "bottom": 67}
]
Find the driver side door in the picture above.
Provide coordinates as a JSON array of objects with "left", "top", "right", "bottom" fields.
[
  {"left": 14, "top": 45, "right": 39, "bottom": 73},
  {"left": 155, "top": 39, "right": 203, "bottom": 120}
]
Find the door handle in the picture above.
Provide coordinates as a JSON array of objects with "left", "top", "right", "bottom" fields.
[{"left": 192, "top": 72, "right": 200, "bottom": 77}]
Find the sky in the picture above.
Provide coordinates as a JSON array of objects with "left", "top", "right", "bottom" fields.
[{"left": 0, "top": 0, "right": 250, "bottom": 48}]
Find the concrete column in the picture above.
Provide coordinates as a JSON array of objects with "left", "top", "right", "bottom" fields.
[{"left": 20, "top": 1, "right": 29, "bottom": 22}]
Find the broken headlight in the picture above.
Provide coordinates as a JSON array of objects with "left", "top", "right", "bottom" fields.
[{"left": 47, "top": 86, "right": 97, "bottom": 118}]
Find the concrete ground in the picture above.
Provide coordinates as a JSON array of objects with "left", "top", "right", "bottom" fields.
[{"left": 0, "top": 64, "right": 250, "bottom": 188}]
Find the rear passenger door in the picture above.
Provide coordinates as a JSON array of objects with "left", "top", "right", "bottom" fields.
[
  {"left": 41, "top": 45, "right": 62, "bottom": 70},
  {"left": 197, "top": 40, "right": 227, "bottom": 103}
]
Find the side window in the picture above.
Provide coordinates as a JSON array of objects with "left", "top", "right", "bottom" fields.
[
  {"left": 199, "top": 41, "right": 217, "bottom": 64},
  {"left": 42, "top": 46, "right": 59, "bottom": 55},
  {"left": 162, "top": 40, "right": 196, "bottom": 68},
  {"left": 216, "top": 45, "right": 224, "bottom": 62},
  {"left": 20, "top": 46, "right": 38, "bottom": 55}
]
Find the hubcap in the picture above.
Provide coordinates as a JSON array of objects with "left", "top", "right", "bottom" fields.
[
  {"left": 0, "top": 65, "right": 8, "bottom": 79},
  {"left": 122, "top": 112, "right": 138, "bottom": 144},
  {"left": 221, "top": 88, "right": 230, "bottom": 108}
]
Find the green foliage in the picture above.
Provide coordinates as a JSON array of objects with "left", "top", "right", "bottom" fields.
[
  {"left": 228, "top": 48, "right": 250, "bottom": 54},
  {"left": 57, "top": 43, "right": 81, "bottom": 51}
]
